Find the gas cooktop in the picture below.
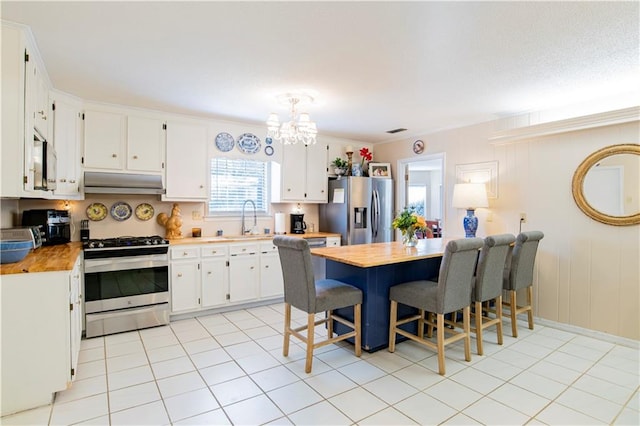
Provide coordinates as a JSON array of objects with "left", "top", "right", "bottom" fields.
[{"left": 83, "top": 235, "right": 169, "bottom": 249}]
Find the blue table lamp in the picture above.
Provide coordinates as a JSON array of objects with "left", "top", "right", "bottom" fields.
[{"left": 452, "top": 183, "right": 489, "bottom": 238}]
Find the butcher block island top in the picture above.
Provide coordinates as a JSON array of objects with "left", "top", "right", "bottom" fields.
[
  {"left": 0, "top": 242, "right": 83, "bottom": 275},
  {"left": 310, "top": 238, "right": 447, "bottom": 268}
]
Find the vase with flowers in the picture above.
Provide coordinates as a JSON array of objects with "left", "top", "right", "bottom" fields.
[
  {"left": 359, "top": 147, "right": 373, "bottom": 176},
  {"left": 392, "top": 207, "right": 427, "bottom": 247}
]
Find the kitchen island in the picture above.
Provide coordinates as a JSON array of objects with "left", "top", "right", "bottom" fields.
[{"left": 310, "top": 238, "right": 447, "bottom": 352}]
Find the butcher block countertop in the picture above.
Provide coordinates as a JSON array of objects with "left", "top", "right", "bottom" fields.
[
  {"left": 0, "top": 242, "right": 83, "bottom": 275},
  {"left": 310, "top": 238, "right": 448, "bottom": 268},
  {"left": 170, "top": 232, "right": 340, "bottom": 246}
]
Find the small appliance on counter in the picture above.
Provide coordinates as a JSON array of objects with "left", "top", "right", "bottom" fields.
[
  {"left": 290, "top": 213, "right": 307, "bottom": 234},
  {"left": 0, "top": 226, "right": 43, "bottom": 249},
  {"left": 21, "top": 209, "right": 71, "bottom": 246}
]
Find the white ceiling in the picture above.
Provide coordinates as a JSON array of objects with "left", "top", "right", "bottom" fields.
[{"left": 2, "top": 1, "right": 638, "bottom": 143}]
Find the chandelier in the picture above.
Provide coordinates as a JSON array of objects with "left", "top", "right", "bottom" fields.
[{"left": 266, "top": 94, "right": 318, "bottom": 145}]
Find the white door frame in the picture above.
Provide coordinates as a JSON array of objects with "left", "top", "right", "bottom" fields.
[{"left": 396, "top": 152, "right": 446, "bottom": 233}]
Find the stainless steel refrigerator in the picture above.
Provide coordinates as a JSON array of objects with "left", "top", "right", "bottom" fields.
[{"left": 319, "top": 176, "right": 394, "bottom": 245}]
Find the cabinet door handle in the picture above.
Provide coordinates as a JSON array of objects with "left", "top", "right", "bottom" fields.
[
  {"left": 250, "top": 266, "right": 255, "bottom": 270},
  {"left": 183, "top": 252, "right": 189, "bottom": 256},
  {"left": 199, "top": 185, "right": 204, "bottom": 189},
  {"left": 208, "top": 271, "right": 212, "bottom": 275},
  {"left": 69, "top": 179, "right": 76, "bottom": 183},
  {"left": 265, "top": 265, "right": 269, "bottom": 269},
  {"left": 38, "top": 110, "right": 47, "bottom": 120},
  {"left": 177, "top": 273, "right": 183, "bottom": 277},
  {"left": 59, "top": 178, "right": 67, "bottom": 183},
  {"left": 132, "top": 155, "right": 138, "bottom": 159},
  {"left": 112, "top": 154, "right": 117, "bottom": 158}
]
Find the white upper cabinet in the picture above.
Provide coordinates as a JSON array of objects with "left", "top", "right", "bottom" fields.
[
  {"left": 164, "top": 120, "right": 208, "bottom": 201},
  {"left": 1, "top": 22, "right": 52, "bottom": 198},
  {"left": 83, "top": 108, "right": 165, "bottom": 173},
  {"left": 127, "top": 116, "right": 165, "bottom": 172},
  {"left": 51, "top": 92, "right": 83, "bottom": 198},
  {"left": 272, "top": 140, "right": 328, "bottom": 203},
  {"left": 83, "top": 110, "right": 126, "bottom": 170}
]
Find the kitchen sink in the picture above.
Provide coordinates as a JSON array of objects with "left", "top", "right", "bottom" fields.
[{"left": 222, "top": 235, "right": 272, "bottom": 241}]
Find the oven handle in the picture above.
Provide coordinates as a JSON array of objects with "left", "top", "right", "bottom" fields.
[
  {"left": 85, "top": 302, "right": 168, "bottom": 322},
  {"left": 84, "top": 255, "right": 168, "bottom": 273}
]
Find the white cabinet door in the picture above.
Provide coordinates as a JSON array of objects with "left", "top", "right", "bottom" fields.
[
  {"left": 165, "top": 120, "right": 208, "bottom": 201},
  {"left": 229, "top": 244, "right": 259, "bottom": 303},
  {"left": 304, "top": 141, "right": 328, "bottom": 202},
  {"left": 170, "top": 261, "right": 200, "bottom": 313},
  {"left": 69, "top": 257, "right": 82, "bottom": 381},
  {"left": 280, "top": 143, "right": 306, "bottom": 200},
  {"left": 326, "top": 236, "right": 341, "bottom": 247},
  {"left": 260, "top": 253, "right": 283, "bottom": 298},
  {"left": 201, "top": 257, "right": 228, "bottom": 308},
  {"left": 52, "top": 95, "right": 82, "bottom": 198},
  {"left": 127, "top": 116, "right": 165, "bottom": 172},
  {"left": 84, "top": 110, "right": 126, "bottom": 170}
]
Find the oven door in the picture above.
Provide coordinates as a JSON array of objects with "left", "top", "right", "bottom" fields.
[{"left": 84, "top": 254, "right": 169, "bottom": 314}]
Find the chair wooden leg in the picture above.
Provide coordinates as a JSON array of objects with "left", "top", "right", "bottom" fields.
[
  {"left": 418, "top": 309, "right": 425, "bottom": 339},
  {"left": 496, "top": 295, "right": 503, "bottom": 345},
  {"left": 388, "top": 300, "right": 397, "bottom": 352},
  {"left": 305, "top": 313, "right": 315, "bottom": 373},
  {"left": 283, "top": 303, "right": 291, "bottom": 356},
  {"left": 427, "top": 312, "right": 434, "bottom": 338},
  {"left": 327, "top": 309, "right": 334, "bottom": 339},
  {"left": 436, "top": 313, "right": 445, "bottom": 375},
  {"left": 510, "top": 290, "right": 518, "bottom": 338},
  {"left": 526, "top": 286, "right": 534, "bottom": 330},
  {"left": 475, "top": 301, "right": 484, "bottom": 356},
  {"left": 354, "top": 304, "right": 362, "bottom": 357},
  {"left": 463, "top": 306, "right": 471, "bottom": 362}
]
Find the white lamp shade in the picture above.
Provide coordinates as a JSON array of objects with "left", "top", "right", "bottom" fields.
[{"left": 452, "top": 183, "right": 489, "bottom": 209}]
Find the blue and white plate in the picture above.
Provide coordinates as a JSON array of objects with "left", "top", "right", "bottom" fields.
[
  {"left": 237, "top": 133, "right": 261, "bottom": 154},
  {"left": 110, "top": 201, "right": 132, "bottom": 221},
  {"left": 215, "top": 132, "right": 235, "bottom": 152}
]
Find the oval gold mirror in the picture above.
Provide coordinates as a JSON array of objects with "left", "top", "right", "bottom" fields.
[{"left": 572, "top": 143, "right": 640, "bottom": 226}]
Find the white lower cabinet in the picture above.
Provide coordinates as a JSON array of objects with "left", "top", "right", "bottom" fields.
[
  {"left": 260, "top": 241, "right": 284, "bottom": 298},
  {"left": 228, "top": 243, "right": 259, "bottom": 303},
  {"left": 201, "top": 245, "right": 229, "bottom": 308},
  {"left": 0, "top": 255, "right": 82, "bottom": 416},
  {"left": 169, "top": 241, "right": 283, "bottom": 315}
]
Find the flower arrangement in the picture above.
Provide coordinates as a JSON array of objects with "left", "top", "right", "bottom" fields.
[
  {"left": 331, "top": 157, "right": 349, "bottom": 175},
  {"left": 359, "top": 147, "right": 372, "bottom": 174},
  {"left": 392, "top": 208, "right": 427, "bottom": 246}
]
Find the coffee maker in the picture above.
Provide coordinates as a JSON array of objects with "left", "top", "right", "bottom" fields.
[{"left": 290, "top": 213, "right": 306, "bottom": 234}]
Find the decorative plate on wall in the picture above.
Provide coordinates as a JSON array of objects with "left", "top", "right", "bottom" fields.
[
  {"left": 413, "top": 139, "right": 425, "bottom": 154},
  {"left": 215, "top": 132, "right": 235, "bottom": 152},
  {"left": 110, "top": 201, "right": 132, "bottom": 221},
  {"left": 237, "top": 133, "right": 261, "bottom": 154},
  {"left": 86, "top": 203, "right": 108, "bottom": 221},
  {"left": 135, "top": 203, "right": 155, "bottom": 221}
]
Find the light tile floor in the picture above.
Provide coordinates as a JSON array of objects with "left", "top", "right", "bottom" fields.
[{"left": 2, "top": 303, "right": 638, "bottom": 425}]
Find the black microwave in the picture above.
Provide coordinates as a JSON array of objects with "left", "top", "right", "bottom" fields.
[
  {"left": 33, "top": 131, "right": 57, "bottom": 191},
  {"left": 22, "top": 209, "right": 70, "bottom": 246}
]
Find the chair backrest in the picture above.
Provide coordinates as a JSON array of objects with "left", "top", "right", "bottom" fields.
[
  {"left": 273, "top": 235, "right": 316, "bottom": 312},
  {"left": 506, "top": 231, "right": 544, "bottom": 291},
  {"left": 474, "top": 234, "right": 516, "bottom": 302},
  {"left": 436, "top": 238, "right": 484, "bottom": 313}
]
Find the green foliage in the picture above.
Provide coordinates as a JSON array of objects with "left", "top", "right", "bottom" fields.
[{"left": 331, "top": 157, "right": 348, "bottom": 168}]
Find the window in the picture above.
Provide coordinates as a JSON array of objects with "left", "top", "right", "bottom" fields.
[
  {"left": 208, "top": 158, "right": 268, "bottom": 215},
  {"left": 407, "top": 185, "right": 426, "bottom": 217}
]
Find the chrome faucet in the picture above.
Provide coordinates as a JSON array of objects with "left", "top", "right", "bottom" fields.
[{"left": 241, "top": 199, "right": 257, "bottom": 235}]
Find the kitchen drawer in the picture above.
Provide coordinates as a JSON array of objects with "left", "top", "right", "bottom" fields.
[
  {"left": 170, "top": 247, "right": 199, "bottom": 260},
  {"left": 259, "top": 240, "right": 278, "bottom": 253},
  {"left": 229, "top": 243, "right": 258, "bottom": 256},
  {"left": 201, "top": 245, "right": 228, "bottom": 258}
]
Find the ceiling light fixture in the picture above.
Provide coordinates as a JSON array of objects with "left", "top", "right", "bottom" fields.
[{"left": 266, "top": 93, "right": 317, "bottom": 145}]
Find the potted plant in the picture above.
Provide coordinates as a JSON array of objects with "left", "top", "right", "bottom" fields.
[{"left": 331, "top": 157, "right": 349, "bottom": 176}]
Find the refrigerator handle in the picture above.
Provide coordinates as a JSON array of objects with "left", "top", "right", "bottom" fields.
[{"left": 372, "top": 189, "right": 380, "bottom": 238}]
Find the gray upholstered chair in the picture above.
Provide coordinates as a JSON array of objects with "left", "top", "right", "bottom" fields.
[
  {"left": 503, "top": 231, "right": 544, "bottom": 337},
  {"left": 388, "top": 238, "right": 483, "bottom": 375},
  {"left": 471, "top": 233, "right": 516, "bottom": 355},
  {"left": 273, "top": 235, "right": 362, "bottom": 373}
]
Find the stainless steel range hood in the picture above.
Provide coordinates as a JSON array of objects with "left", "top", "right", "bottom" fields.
[{"left": 84, "top": 172, "right": 165, "bottom": 195}]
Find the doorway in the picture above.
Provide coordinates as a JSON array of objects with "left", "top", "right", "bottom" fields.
[{"left": 396, "top": 153, "right": 445, "bottom": 236}]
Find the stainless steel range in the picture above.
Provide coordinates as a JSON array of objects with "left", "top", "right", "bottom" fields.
[{"left": 83, "top": 235, "right": 170, "bottom": 338}]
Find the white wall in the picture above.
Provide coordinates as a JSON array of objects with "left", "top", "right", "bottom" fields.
[{"left": 376, "top": 116, "right": 640, "bottom": 340}]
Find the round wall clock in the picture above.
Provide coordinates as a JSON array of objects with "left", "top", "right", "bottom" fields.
[{"left": 413, "top": 139, "right": 425, "bottom": 154}]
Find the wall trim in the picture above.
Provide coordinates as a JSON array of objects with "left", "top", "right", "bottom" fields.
[
  {"left": 489, "top": 106, "right": 640, "bottom": 145},
  {"left": 534, "top": 316, "right": 639, "bottom": 349}
]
